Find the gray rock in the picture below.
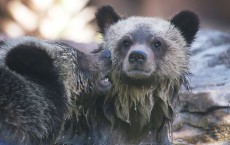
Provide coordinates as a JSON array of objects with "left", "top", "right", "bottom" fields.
[{"left": 173, "top": 30, "right": 230, "bottom": 145}]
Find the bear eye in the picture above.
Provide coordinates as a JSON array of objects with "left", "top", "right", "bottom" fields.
[
  {"left": 151, "top": 40, "right": 162, "bottom": 51},
  {"left": 154, "top": 41, "right": 161, "bottom": 48},
  {"left": 123, "top": 39, "right": 132, "bottom": 48}
]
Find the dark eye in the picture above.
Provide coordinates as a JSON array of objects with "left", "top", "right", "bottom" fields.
[
  {"left": 154, "top": 41, "right": 161, "bottom": 48},
  {"left": 152, "top": 40, "right": 162, "bottom": 51},
  {"left": 122, "top": 39, "right": 132, "bottom": 49}
]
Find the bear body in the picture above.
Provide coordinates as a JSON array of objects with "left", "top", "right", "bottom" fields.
[
  {"left": 0, "top": 6, "right": 199, "bottom": 144},
  {"left": 70, "top": 6, "right": 199, "bottom": 145},
  {"left": 0, "top": 37, "right": 111, "bottom": 145}
]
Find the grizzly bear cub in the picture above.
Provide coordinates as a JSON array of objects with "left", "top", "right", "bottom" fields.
[
  {"left": 72, "top": 5, "right": 199, "bottom": 145},
  {"left": 0, "top": 37, "right": 111, "bottom": 145}
]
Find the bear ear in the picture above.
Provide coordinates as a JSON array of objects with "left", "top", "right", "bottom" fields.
[
  {"left": 170, "top": 11, "right": 199, "bottom": 45},
  {"left": 95, "top": 5, "right": 121, "bottom": 35},
  {"left": 5, "top": 44, "right": 56, "bottom": 82}
]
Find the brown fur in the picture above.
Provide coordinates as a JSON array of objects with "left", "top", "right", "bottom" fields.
[
  {"left": 0, "top": 37, "right": 111, "bottom": 145},
  {"left": 83, "top": 5, "right": 200, "bottom": 144}
]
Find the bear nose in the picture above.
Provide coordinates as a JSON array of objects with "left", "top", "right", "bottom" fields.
[
  {"left": 129, "top": 51, "right": 147, "bottom": 64},
  {"left": 101, "top": 49, "right": 111, "bottom": 58}
]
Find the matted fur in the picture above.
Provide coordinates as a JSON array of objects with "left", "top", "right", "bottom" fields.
[
  {"left": 0, "top": 37, "right": 110, "bottom": 145},
  {"left": 94, "top": 5, "right": 199, "bottom": 144},
  {"left": 102, "top": 17, "right": 189, "bottom": 124}
]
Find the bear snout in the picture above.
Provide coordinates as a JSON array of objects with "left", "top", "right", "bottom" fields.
[
  {"left": 128, "top": 50, "right": 147, "bottom": 64},
  {"left": 101, "top": 48, "right": 111, "bottom": 59}
]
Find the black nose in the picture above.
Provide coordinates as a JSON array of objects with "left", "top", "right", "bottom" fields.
[
  {"left": 101, "top": 49, "right": 111, "bottom": 58},
  {"left": 129, "top": 51, "right": 147, "bottom": 64}
]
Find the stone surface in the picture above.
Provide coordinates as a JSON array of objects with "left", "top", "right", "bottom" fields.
[{"left": 173, "top": 30, "right": 230, "bottom": 145}]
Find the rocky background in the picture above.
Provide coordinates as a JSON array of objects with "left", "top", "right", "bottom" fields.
[{"left": 173, "top": 30, "right": 230, "bottom": 145}]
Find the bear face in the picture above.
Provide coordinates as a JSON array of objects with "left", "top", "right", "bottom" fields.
[
  {"left": 93, "top": 5, "right": 199, "bottom": 145},
  {"left": 0, "top": 37, "right": 111, "bottom": 145},
  {"left": 96, "top": 6, "right": 199, "bottom": 89}
]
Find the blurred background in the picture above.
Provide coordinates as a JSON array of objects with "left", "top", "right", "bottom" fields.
[{"left": 0, "top": 0, "right": 230, "bottom": 42}]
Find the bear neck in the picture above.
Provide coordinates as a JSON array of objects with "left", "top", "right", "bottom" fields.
[
  {"left": 113, "top": 84, "right": 154, "bottom": 123},
  {"left": 104, "top": 77, "right": 179, "bottom": 130}
]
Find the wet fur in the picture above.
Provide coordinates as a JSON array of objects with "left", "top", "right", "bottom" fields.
[
  {"left": 89, "top": 5, "right": 199, "bottom": 144},
  {"left": 0, "top": 37, "right": 110, "bottom": 145}
]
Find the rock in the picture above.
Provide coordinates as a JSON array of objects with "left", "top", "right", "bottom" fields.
[{"left": 173, "top": 30, "right": 230, "bottom": 145}]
